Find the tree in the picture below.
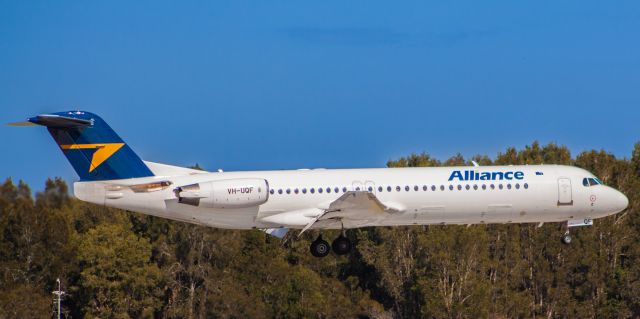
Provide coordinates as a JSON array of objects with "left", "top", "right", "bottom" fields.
[
  {"left": 76, "top": 222, "right": 162, "bottom": 318},
  {"left": 1, "top": 140, "right": 639, "bottom": 318}
]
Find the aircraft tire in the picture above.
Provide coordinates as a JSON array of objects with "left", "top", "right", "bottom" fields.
[
  {"left": 310, "top": 237, "right": 330, "bottom": 257},
  {"left": 332, "top": 235, "right": 352, "bottom": 255}
]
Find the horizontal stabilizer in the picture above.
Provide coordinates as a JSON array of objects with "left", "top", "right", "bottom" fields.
[
  {"left": 7, "top": 121, "right": 37, "bottom": 127},
  {"left": 27, "top": 114, "right": 93, "bottom": 128}
]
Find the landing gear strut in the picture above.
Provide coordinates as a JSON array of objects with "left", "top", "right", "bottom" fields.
[{"left": 310, "top": 235, "right": 330, "bottom": 257}]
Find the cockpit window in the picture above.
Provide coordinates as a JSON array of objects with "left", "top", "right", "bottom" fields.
[{"left": 583, "top": 177, "right": 602, "bottom": 187}]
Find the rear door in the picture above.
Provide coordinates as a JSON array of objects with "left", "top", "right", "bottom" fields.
[{"left": 558, "top": 178, "right": 573, "bottom": 206}]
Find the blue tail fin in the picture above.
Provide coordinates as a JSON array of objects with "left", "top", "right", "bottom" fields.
[{"left": 28, "top": 111, "right": 154, "bottom": 181}]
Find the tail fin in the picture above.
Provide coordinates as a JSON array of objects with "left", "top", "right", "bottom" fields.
[{"left": 26, "top": 111, "right": 154, "bottom": 181}]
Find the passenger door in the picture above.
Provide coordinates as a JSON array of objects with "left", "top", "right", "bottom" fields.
[{"left": 558, "top": 178, "right": 573, "bottom": 206}]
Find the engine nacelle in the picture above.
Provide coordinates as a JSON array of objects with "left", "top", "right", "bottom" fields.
[{"left": 175, "top": 178, "right": 269, "bottom": 209}]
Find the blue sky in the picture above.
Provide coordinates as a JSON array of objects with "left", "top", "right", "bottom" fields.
[{"left": 1, "top": 1, "right": 639, "bottom": 191}]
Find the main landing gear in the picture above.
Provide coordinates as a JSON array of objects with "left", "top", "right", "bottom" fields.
[
  {"left": 310, "top": 235, "right": 330, "bottom": 257},
  {"left": 310, "top": 233, "right": 352, "bottom": 257},
  {"left": 332, "top": 233, "right": 352, "bottom": 255}
]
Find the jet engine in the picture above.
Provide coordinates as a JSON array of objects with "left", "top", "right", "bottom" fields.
[{"left": 174, "top": 178, "right": 269, "bottom": 209}]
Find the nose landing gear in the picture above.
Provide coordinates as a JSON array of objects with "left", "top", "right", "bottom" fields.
[{"left": 561, "top": 231, "right": 572, "bottom": 245}]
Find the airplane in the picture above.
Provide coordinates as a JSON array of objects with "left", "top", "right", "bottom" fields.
[{"left": 11, "top": 111, "right": 629, "bottom": 257}]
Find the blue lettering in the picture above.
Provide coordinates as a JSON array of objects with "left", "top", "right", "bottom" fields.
[
  {"left": 449, "top": 170, "right": 524, "bottom": 181},
  {"left": 448, "top": 171, "right": 464, "bottom": 181}
]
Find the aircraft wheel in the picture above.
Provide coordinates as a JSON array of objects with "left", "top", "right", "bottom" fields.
[
  {"left": 310, "top": 236, "right": 330, "bottom": 257},
  {"left": 561, "top": 233, "right": 572, "bottom": 245},
  {"left": 332, "top": 235, "right": 352, "bottom": 255}
]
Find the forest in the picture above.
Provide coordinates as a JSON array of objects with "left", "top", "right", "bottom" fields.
[{"left": 0, "top": 141, "right": 639, "bottom": 318}]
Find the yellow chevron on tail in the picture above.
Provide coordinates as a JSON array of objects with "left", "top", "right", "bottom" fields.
[{"left": 59, "top": 143, "right": 125, "bottom": 172}]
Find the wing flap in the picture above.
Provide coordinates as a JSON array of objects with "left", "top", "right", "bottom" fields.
[
  {"left": 324, "top": 191, "right": 403, "bottom": 219},
  {"left": 297, "top": 191, "right": 403, "bottom": 235}
]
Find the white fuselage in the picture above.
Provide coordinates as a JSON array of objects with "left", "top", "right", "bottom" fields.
[{"left": 74, "top": 164, "right": 628, "bottom": 231}]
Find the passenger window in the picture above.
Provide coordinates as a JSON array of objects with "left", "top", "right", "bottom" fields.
[
  {"left": 490, "top": 184, "right": 495, "bottom": 190},
  {"left": 482, "top": 184, "right": 486, "bottom": 190},
  {"left": 449, "top": 185, "right": 454, "bottom": 191},
  {"left": 440, "top": 185, "right": 445, "bottom": 191},
  {"left": 318, "top": 188, "right": 323, "bottom": 193},
  {"left": 387, "top": 186, "right": 392, "bottom": 192},
  {"left": 507, "top": 184, "right": 512, "bottom": 190},
  {"left": 524, "top": 183, "right": 529, "bottom": 189},
  {"left": 334, "top": 187, "right": 339, "bottom": 193},
  {"left": 457, "top": 185, "right": 462, "bottom": 190},
  {"left": 405, "top": 186, "right": 410, "bottom": 192},
  {"left": 326, "top": 187, "right": 331, "bottom": 193},
  {"left": 368, "top": 186, "right": 373, "bottom": 192},
  {"left": 286, "top": 189, "right": 291, "bottom": 194},
  {"left": 294, "top": 188, "right": 299, "bottom": 194},
  {"left": 396, "top": 186, "right": 401, "bottom": 192},
  {"left": 515, "top": 184, "right": 520, "bottom": 189},
  {"left": 432, "top": 185, "right": 436, "bottom": 191},
  {"left": 499, "top": 184, "right": 503, "bottom": 190},
  {"left": 414, "top": 185, "right": 419, "bottom": 191},
  {"left": 465, "top": 185, "right": 470, "bottom": 190},
  {"left": 270, "top": 189, "right": 275, "bottom": 195},
  {"left": 310, "top": 188, "right": 315, "bottom": 194},
  {"left": 378, "top": 186, "right": 383, "bottom": 192},
  {"left": 473, "top": 184, "right": 478, "bottom": 190},
  {"left": 278, "top": 189, "right": 283, "bottom": 194},
  {"left": 343, "top": 187, "right": 347, "bottom": 193}
]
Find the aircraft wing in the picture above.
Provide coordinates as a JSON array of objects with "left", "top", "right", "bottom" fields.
[
  {"left": 298, "top": 191, "right": 403, "bottom": 235},
  {"left": 324, "top": 191, "right": 401, "bottom": 218}
]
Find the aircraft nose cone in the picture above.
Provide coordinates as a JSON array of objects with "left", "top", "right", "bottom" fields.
[{"left": 614, "top": 191, "right": 629, "bottom": 212}]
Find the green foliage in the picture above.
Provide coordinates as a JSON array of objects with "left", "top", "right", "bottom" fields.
[
  {"left": 76, "top": 222, "right": 162, "bottom": 318},
  {"left": 0, "top": 141, "right": 639, "bottom": 318}
]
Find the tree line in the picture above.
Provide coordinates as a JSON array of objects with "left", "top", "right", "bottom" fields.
[{"left": 0, "top": 141, "right": 638, "bottom": 318}]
